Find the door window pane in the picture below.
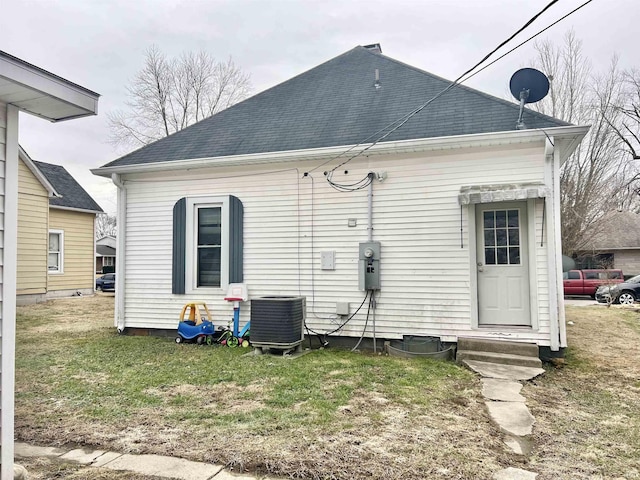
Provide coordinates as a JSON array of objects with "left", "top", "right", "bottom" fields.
[{"left": 482, "top": 209, "right": 521, "bottom": 265}]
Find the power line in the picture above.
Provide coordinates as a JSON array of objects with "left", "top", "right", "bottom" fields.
[
  {"left": 311, "top": 0, "right": 594, "bottom": 181},
  {"left": 460, "top": 0, "right": 595, "bottom": 84}
]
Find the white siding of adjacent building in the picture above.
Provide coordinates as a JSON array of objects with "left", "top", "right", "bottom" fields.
[{"left": 119, "top": 141, "right": 555, "bottom": 346}]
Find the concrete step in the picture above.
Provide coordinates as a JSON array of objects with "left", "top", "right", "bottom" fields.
[
  {"left": 457, "top": 338, "right": 539, "bottom": 358},
  {"left": 456, "top": 350, "right": 542, "bottom": 368}
]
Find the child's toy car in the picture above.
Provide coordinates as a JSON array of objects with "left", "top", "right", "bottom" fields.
[
  {"left": 175, "top": 302, "right": 215, "bottom": 344},
  {"left": 175, "top": 320, "right": 215, "bottom": 344}
]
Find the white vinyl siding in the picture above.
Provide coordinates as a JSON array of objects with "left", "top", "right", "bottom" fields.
[{"left": 120, "top": 141, "right": 554, "bottom": 345}]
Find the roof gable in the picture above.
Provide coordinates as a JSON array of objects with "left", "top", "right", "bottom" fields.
[
  {"left": 33, "top": 161, "right": 103, "bottom": 213},
  {"left": 104, "top": 45, "right": 569, "bottom": 168}
]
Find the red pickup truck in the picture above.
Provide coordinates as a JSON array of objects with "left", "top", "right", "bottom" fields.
[{"left": 563, "top": 269, "right": 624, "bottom": 297}]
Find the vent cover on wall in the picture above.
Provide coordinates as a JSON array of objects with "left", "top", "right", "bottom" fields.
[{"left": 250, "top": 296, "right": 306, "bottom": 349}]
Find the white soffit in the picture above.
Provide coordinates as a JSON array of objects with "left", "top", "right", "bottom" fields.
[{"left": 0, "top": 51, "right": 99, "bottom": 121}]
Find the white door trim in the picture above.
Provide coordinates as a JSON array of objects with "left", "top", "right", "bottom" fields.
[{"left": 468, "top": 199, "right": 539, "bottom": 331}]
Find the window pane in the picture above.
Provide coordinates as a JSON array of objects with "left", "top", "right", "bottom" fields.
[
  {"left": 484, "top": 230, "right": 495, "bottom": 246},
  {"left": 483, "top": 211, "right": 494, "bottom": 228},
  {"left": 496, "top": 228, "right": 507, "bottom": 246},
  {"left": 508, "top": 229, "right": 520, "bottom": 246},
  {"left": 509, "top": 247, "right": 521, "bottom": 265},
  {"left": 49, "top": 233, "right": 59, "bottom": 251},
  {"left": 485, "top": 248, "right": 496, "bottom": 265},
  {"left": 568, "top": 271, "right": 580, "bottom": 279},
  {"left": 198, "top": 208, "right": 221, "bottom": 246},
  {"left": 496, "top": 247, "right": 508, "bottom": 265},
  {"left": 508, "top": 210, "right": 519, "bottom": 227},
  {"left": 495, "top": 211, "right": 507, "bottom": 228},
  {"left": 48, "top": 253, "right": 58, "bottom": 270},
  {"left": 198, "top": 247, "right": 221, "bottom": 287}
]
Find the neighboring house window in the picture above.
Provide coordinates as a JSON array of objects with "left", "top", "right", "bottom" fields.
[
  {"left": 48, "top": 230, "right": 64, "bottom": 273},
  {"left": 103, "top": 257, "right": 115, "bottom": 267},
  {"left": 172, "top": 195, "right": 243, "bottom": 294}
]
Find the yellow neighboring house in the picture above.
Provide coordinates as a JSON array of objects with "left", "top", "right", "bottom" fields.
[{"left": 17, "top": 147, "right": 103, "bottom": 304}]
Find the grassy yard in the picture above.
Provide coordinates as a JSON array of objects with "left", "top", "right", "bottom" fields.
[{"left": 14, "top": 296, "right": 640, "bottom": 479}]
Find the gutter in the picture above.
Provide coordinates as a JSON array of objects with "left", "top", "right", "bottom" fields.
[
  {"left": 92, "top": 126, "right": 590, "bottom": 178},
  {"left": 111, "top": 173, "right": 126, "bottom": 333},
  {"left": 49, "top": 205, "right": 104, "bottom": 215}
]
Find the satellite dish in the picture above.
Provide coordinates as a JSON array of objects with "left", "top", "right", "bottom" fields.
[{"left": 509, "top": 68, "right": 550, "bottom": 130}]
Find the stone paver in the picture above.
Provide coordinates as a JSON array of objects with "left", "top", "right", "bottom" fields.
[
  {"left": 493, "top": 466, "right": 537, "bottom": 479},
  {"left": 14, "top": 442, "right": 65, "bottom": 458},
  {"left": 213, "top": 469, "right": 265, "bottom": 479},
  {"left": 60, "top": 448, "right": 108, "bottom": 465},
  {"left": 91, "top": 451, "right": 124, "bottom": 467},
  {"left": 100, "top": 453, "right": 222, "bottom": 480},
  {"left": 485, "top": 401, "right": 535, "bottom": 437},
  {"left": 503, "top": 434, "right": 532, "bottom": 456},
  {"left": 464, "top": 360, "right": 545, "bottom": 381},
  {"left": 481, "top": 378, "right": 526, "bottom": 402}
]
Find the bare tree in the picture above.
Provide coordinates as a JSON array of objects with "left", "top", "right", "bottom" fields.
[
  {"left": 96, "top": 214, "right": 117, "bottom": 239},
  {"left": 108, "top": 45, "right": 252, "bottom": 150},
  {"left": 530, "top": 31, "right": 635, "bottom": 255}
]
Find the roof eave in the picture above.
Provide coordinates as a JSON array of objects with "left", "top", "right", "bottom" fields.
[
  {"left": 93, "top": 125, "right": 590, "bottom": 178},
  {"left": 0, "top": 51, "right": 100, "bottom": 121}
]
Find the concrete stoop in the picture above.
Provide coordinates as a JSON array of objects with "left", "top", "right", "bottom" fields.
[{"left": 456, "top": 338, "right": 542, "bottom": 368}]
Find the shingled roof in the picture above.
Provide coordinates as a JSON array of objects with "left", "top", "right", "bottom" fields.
[
  {"left": 33, "top": 161, "right": 103, "bottom": 213},
  {"left": 103, "top": 45, "right": 569, "bottom": 168},
  {"left": 586, "top": 211, "right": 640, "bottom": 250}
]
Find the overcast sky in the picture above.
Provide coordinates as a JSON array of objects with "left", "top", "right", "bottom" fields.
[{"left": 2, "top": 0, "right": 637, "bottom": 215}]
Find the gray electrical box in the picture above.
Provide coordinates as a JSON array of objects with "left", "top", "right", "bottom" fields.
[{"left": 358, "top": 241, "right": 381, "bottom": 290}]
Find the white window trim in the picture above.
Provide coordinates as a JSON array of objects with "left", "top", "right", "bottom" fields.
[
  {"left": 184, "top": 196, "right": 231, "bottom": 293},
  {"left": 48, "top": 229, "right": 64, "bottom": 274}
]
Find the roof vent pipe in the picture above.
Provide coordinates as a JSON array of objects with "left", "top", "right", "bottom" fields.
[{"left": 374, "top": 69, "right": 381, "bottom": 90}]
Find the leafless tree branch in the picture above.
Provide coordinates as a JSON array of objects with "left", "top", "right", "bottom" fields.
[{"left": 107, "top": 45, "right": 252, "bottom": 151}]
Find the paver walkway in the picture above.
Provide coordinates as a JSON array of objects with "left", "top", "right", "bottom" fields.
[
  {"left": 463, "top": 360, "right": 544, "bottom": 480},
  {"left": 15, "top": 442, "right": 274, "bottom": 480}
]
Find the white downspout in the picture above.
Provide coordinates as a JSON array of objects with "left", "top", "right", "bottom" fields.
[
  {"left": 112, "top": 173, "right": 126, "bottom": 333},
  {"left": 544, "top": 137, "right": 561, "bottom": 351},
  {"left": 552, "top": 142, "right": 567, "bottom": 348}
]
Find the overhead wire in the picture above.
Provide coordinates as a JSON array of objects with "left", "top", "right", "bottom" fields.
[{"left": 310, "top": 0, "right": 594, "bottom": 186}]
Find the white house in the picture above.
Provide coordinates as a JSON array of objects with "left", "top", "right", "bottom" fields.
[
  {"left": 93, "top": 44, "right": 587, "bottom": 357},
  {"left": 0, "top": 51, "right": 99, "bottom": 479}
]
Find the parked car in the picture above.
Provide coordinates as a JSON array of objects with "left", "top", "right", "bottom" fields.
[
  {"left": 563, "top": 269, "right": 624, "bottom": 298},
  {"left": 96, "top": 273, "right": 115, "bottom": 291},
  {"left": 595, "top": 274, "right": 640, "bottom": 304}
]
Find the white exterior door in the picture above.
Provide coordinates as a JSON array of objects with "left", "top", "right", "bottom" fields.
[{"left": 476, "top": 202, "right": 531, "bottom": 326}]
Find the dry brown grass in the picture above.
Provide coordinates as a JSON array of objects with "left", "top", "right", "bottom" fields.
[{"left": 525, "top": 305, "right": 640, "bottom": 479}]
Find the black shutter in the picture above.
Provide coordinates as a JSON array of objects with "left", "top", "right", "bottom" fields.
[
  {"left": 172, "top": 197, "right": 186, "bottom": 294},
  {"left": 229, "top": 196, "right": 244, "bottom": 283}
]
